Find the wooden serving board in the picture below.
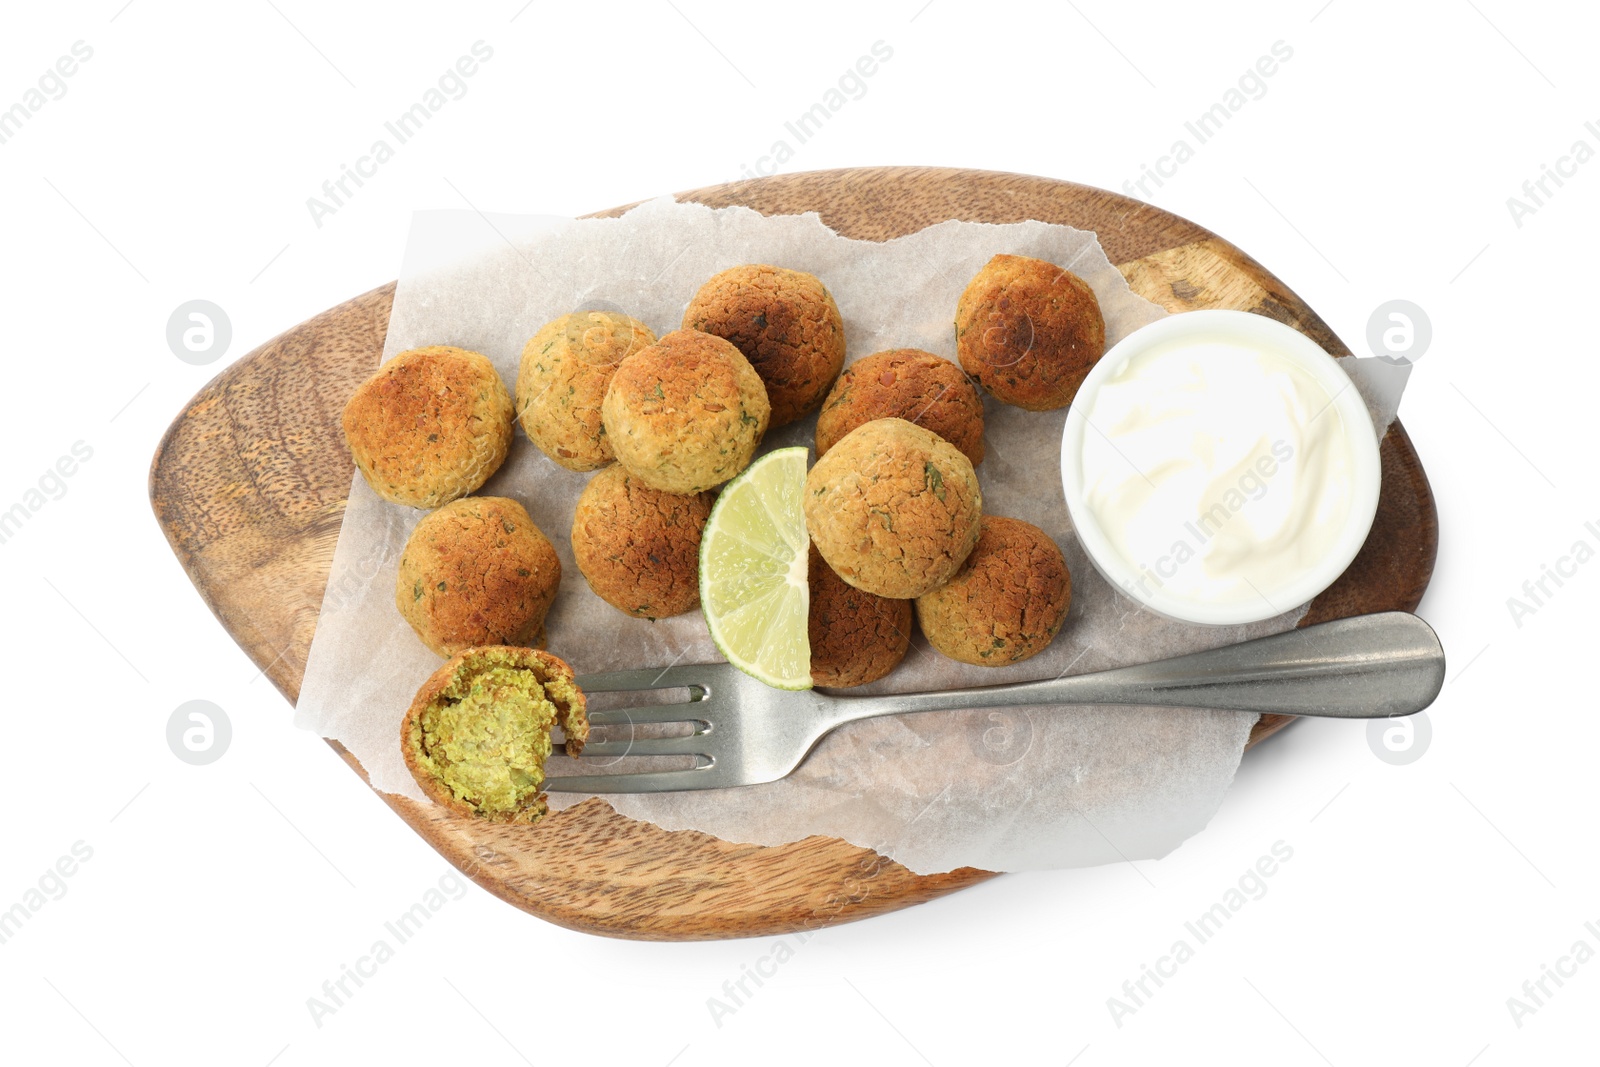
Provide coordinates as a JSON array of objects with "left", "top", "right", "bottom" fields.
[{"left": 150, "top": 167, "right": 1437, "bottom": 940}]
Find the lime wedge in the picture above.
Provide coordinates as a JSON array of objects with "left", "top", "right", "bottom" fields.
[{"left": 699, "top": 446, "right": 811, "bottom": 690}]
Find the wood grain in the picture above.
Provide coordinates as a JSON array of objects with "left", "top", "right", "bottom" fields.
[{"left": 149, "top": 167, "right": 1437, "bottom": 940}]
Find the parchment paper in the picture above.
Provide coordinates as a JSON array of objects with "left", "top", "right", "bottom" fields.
[{"left": 296, "top": 197, "right": 1402, "bottom": 874}]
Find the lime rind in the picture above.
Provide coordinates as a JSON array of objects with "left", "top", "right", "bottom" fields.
[{"left": 699, "top": 447, "right": 812, "bottom": 690}]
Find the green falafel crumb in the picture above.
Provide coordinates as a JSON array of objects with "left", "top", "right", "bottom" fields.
[
  {"left": 410, "top": 666, "right": 559, "bottom": 817},
  {"left": 924, "top": 461, "right": 946, "bottom": 501}
]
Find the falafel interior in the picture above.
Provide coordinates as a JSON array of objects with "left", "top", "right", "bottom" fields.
[{"left": 404, "top": 649, "right": 587, "bottom": 822}]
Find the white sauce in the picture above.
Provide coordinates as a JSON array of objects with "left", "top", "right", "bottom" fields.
[{"left": 1078, "top": 332, "right": 1357, "bottom": 609}]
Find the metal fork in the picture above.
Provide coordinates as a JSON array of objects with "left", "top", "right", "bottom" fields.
[{"left": 544, "top": 611, "right": 1445, "bottom": 794}]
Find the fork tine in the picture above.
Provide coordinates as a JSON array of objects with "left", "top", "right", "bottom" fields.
[
  {"left": 586, "top": 704, "right": 709, "bottom": 727},
  {"left": 569, "top": 668, "right": 655, "bottom": 692},
  {"left": 573, "top": 734, "right": 710, "bottom": 758},
  {"left": 544, "top": 768, "right": 713, "bottom": 794},
  {"left": 573, "top": 665, "right": 712, "bottom": 693}
]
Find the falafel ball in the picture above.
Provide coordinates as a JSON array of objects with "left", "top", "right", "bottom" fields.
[
  {"left": 401, "top": 646, "right": 587, "bottom": 824},
  {"left": 683, "top": 264, "right": 845, "bottom": 426},
  {"left": 342, "top": 345, "right": 514, "bottom": 509},
  {"left": 954, "top": 254, "right": 1105, "bottom": 411},
  {"left": 915, "top": 515, "right": 1071, "bottom": 666},
  {"left": 601, "top": 329, "right": 770, "bottom": 494},
  {"left": 517, "top": 310, "right": 657, "bottom": 471},
  {"left": 572, "top": 464, "right": 713, "bottom": 619},
  {"left": 808, "top": 545, "right": 912, "bottom": 688},
  {"left": 803, "top": 418, "right": 982, "bottom": 600},
  {"left": 815, "top": 348, "right": 985, "bottom": 467},
  {"left": 396, "top": 497, "right": 562, "bottom": 657}
]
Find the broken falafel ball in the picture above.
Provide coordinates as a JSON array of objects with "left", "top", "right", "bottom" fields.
[{"left": 401, "top": 646, "right": 587, "bottom": 824}]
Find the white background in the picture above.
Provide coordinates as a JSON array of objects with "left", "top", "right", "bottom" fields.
[{"left": 1, "top": 1, "right": 1594, "bottom": 1064}]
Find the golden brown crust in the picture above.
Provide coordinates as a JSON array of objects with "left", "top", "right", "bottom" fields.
[
  {"left": 400, "top": 646, "right": 588, "bottom": 824},
  {"left": 803, "top": 418, "right": 983, "bottom": 600},
  {"left": 683, "top": 264, "right": 846, "bottom": 427},
  {"left": 815, "top": 349, "right": 985, "bottom": 467},
  {"left": 954, "top": 254, "right": 1105, "bottom": 412},
  {"left": 808, "top": 544, "right": 912, "bottom": 687},
  {"left": 395, "top": 497, "right": 561, "bottom": 657},
  {"left": 572, "top": 465, "right": 713, "bottom": 619},
  {"left": 517, "top": 311, "right": 657, "bottom": 471},
  {"left": 601, "top": 329, "right": 770, "bottom": 494},
  {"left": 341, "top": 346, "right": 514, "bottom": 508},
  {"left": 914, "top": 515, "right": 1071, "bottom": 666}
]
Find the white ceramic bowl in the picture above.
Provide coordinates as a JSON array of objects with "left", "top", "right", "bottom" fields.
[{"left": 1059, "top": 309, "right": 1381, "bottom": 626}]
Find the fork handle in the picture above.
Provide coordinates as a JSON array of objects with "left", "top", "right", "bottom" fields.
[{"left": 831, "top": 612, "right": 1445, "bottom": 722}]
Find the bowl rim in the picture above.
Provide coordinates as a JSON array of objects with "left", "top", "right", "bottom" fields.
[{"left": 1059, "top": 308, "right": 1382, "bottom": 626}]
